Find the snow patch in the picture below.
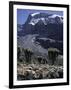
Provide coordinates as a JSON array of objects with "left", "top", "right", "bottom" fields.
[
  {"left": 31, "top": 12, "right": 40, "bottom": 17},
  {"left": 48, "top": 14, "right": 61, "bottom": 18},
  {"left": 29, "top": 13, "right": 63, "bottom": 25}
]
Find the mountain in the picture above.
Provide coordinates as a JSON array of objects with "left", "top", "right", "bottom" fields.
[
  {"left": 17, "top": 12, "right": 63, "bottom": 55},
  {"left": 29, "top": 13, "right": 63, "bottom": 25},
  {"left": 18, "top": 13, "right": 63, "bottom": 40}
]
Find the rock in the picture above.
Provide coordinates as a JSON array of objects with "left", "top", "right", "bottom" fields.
[
  {"left": 55, "top": 55, "right": 63, "bottom": 66},
  {"left": 17, "top": 67, "right": 23, "bottom": 75},
  {"left": 17, "top": 64, "right": 63, "bottom": 80},
  {"left": 57, "top": 67, "right": 63, "bottom": 78}
]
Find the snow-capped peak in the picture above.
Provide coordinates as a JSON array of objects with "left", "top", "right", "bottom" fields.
[
  {"left": 48, "top": 14, "right": 61, "bottom": 18},
  {"left": 29, "top": 13, "right": 63, "bottom": 26},
  {"left": 31, "top": 12, "right": 40, "bottom": 17}
]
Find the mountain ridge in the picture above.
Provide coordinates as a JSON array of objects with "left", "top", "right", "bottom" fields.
[{"left": 17, "top": 12, "right": 63, "bottom": 55}]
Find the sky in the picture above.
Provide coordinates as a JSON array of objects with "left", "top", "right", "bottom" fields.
[{"left": 17, "top": 9, "right": 63, "bottom": 25}]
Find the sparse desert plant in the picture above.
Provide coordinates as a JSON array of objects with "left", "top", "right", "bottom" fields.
[{"left": 48, "top": 48, "right": 60, "bottom": 65}]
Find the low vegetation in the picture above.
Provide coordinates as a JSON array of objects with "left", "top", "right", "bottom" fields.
[{"left": 17, "top": 47, "right": 63, "bottom": 80}]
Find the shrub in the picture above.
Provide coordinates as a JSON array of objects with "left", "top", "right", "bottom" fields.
[
  {"left": 17, "top": 47, "right": 22, "bottom": 62},
  {"left": 37, "top": 56, "right": 42, "bottom": 64},
  {"left": 24, "top": 48, "right": 33, "bottom": 64},
  {"left": 48, "top": 48, "right": 60, "bottom": 65}
]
